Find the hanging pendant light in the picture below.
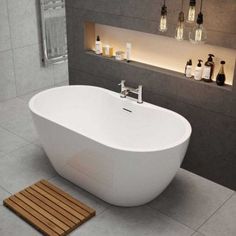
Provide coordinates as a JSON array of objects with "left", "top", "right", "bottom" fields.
[
  {"left": 187, "top": 0, "right": 196, "bottom": 23},
  {"left": 175, "top": 0, "right": 185, "bottom": 41},
  {"left": 189, "top": 0, "right": 207, "bottom": 44},
  {"left": 159, "top": 0, "right": 167, "bottom": 32}
]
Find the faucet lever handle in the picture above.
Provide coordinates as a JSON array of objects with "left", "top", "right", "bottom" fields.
[{"left": 118, "top": 80, "right": 126, "bottom": 86}]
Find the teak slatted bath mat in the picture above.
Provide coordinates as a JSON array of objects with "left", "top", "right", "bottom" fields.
[{"left": 3, "top": 179, "right": 96, "bottom": 236}]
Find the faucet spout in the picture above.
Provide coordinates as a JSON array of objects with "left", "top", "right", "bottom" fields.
[{"left": 118, "top": 80, "right": 143, "bottom": 103}]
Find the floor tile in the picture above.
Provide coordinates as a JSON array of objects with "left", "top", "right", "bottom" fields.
[
  {"left": 192, "top": 232, "right": 205, "bottom": 236},
  {"left": 199, "top": 193, "right": 236, "bottom": 236},
  {"left": 0, "top": 127, "right": 28, "bottom": 153},
  {"left": 0, "top": 98, "right": 40, "bottom": 145},
  {"left": 71, "top": 205, "right": 194, "bottom": 236},
  {"left": 0, "top": 144, "right": 56, "bottom": 193},
  {"left": 149, "top": 169, "right": 234, "bottom": 230},
  {"left": 49, "top": 175, "right": 109, "bottom": 215},
  {"left": 0, "top": 98, "right": 31, "bottom": 124},
  {"left": 0, "top": 187, "right": 10, "bottom": 206},
  {"left": 0, "top": 206, "right": 41, "bottom": 236}
]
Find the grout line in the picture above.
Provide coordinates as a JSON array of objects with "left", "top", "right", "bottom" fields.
[
  {"left": 0, "top": 185, "right": 12, "bottom": 195},
  {"left": 0, "top": 122, "right": 39, "bottom": 148},
  {"left": 195, "top": 191, "right": 235, "bottom": 232},
  {"left": 5, "top": 0, "right": 17, "bottom": 100},
  {"left": 146, "top": 205, "right": 195, "bottom": 232}
]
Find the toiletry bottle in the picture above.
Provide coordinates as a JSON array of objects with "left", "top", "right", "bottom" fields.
[
  {"left": 194, "top": 59, "right": 203, "bottom": 81},
  {"left": 216, "top": 61, "right": 226, "bottom": 86},
  {"left": 126, "top": 43, "right": 132, "bottom": 62},
  {"left": 202, "top": 54, "right": 215, "bottom": 82},
  {"left": 95, "top": 35, "right": 102, "bottom": 55},
  {"left": 185, "top": 59, "right": 192, "bottom": 78}
]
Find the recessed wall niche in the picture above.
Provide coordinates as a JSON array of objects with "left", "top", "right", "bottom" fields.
[{"left": 85, "top": 22, "right": 236, "bottom": 86}]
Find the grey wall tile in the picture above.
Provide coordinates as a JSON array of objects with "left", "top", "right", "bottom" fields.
[
  {"left": 0, "top": 50, "right": 16, "bottom": 101},
  {"left": 204, "top": 0, "right": 236, "bottom": 34},
  {"left": 0, "top": 0, "right": 11, "bottom": 52},
  {"left": 7, "top": 0, "right": 40, "bottom": 49},
  {"left": 13, "top": 44, "right": 54, "bottom": 95},
  {"left": 53, "top": 61, "right": 69, "bottom": 85},
  {"left": 173, "top": 100, "right": 236, "bottom": 189},
  {"left": 66, "top": 0, "right": 121, "bottom": 15}
]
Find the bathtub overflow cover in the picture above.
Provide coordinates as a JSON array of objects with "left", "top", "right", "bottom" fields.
[{"left": 123, "top": 108, "right": 132, "bottom": 113}]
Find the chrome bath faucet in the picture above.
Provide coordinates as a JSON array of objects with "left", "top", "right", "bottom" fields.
[{"left": 118, "top": 80, "right": 143, "bottom": 104}]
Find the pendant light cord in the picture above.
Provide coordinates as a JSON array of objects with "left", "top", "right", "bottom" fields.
[
  {"left": 181, "top": 0, "right": 184, "bottom": 11},
  {"left": 200, "top": 0, "right": 203, "bottom": 12}
]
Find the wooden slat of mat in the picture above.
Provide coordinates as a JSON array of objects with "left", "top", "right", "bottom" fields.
[
  {"left": 10, "top": 196, "right": 64, "bottom": 235},
  {"left": 21, "top": 190, "right": 75, "bottom": 228},
  {"left": 15, "top": 193, "right": 69, "bottom": 232},
  {"left": 26, "top": 187, "right": 79, "bottom": 225},
  {"left": 3, "top": 180, "right": 96, "bottom": 236},
  {"left": 36, "top": 182, "right": 90, "bottom": 217},
  {"left": 4, "top": 198, "right": 59, "bottom": 236},
  {"left": 41, "top": 180, "right": 95, "bottom": 215},
  {"left": 31, "top": 185, "right": 86, "bottom": 221}
]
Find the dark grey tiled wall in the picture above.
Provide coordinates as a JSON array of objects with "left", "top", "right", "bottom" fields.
[{"left": 66, "top": 1, "right": 236, "bottom": 190}]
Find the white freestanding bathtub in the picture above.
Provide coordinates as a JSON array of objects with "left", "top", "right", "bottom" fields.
[{"left": 29, "top": 85, "right": 191, "bottom": 207}]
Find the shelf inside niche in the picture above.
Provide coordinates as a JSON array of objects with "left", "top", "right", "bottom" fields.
[
  {"left": 85, "top": 50, "right": 232, "bottom": 92},
  {"left": 84, "top": 22, "right": 236, "bottom": 88}
]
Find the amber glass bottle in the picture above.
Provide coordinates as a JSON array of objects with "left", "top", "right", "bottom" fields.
[{"left": 216, "top": 61, "right": 226, "bottom": 86}]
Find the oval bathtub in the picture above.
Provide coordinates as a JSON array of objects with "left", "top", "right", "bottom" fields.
[{"left": 29, "top": 85, "right": 192, "bottom": 207}]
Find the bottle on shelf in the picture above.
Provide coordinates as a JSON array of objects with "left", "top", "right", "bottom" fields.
[
  {"left": 95, "top": 35, "right": 102, "bottom": 55},
  {"left": 216, "top": 61, "right": 226, "bottom": 86},
  {"left": 126, "top": 42, "right": 132, "bottom": 63},
  {"left": 202, "top": 54, "right": 215, "bottom": 82},
  {"left": 185, "top": 59, "right": 192, "bottom": 78},
  {"left": 194, "top": 59, "right": 203, "bottom": 81}
]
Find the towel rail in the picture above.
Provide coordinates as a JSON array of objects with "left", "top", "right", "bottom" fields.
[{"left": 40, "top": 0, "right": 67, "bottom": 66}]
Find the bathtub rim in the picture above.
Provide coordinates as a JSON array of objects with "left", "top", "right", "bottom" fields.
[{"left": 29, "top": 85, "right": 192, "bottom": 153}]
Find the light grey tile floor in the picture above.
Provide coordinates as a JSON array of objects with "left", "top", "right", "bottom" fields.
[
  {"left": 198, "top": 193, "right": 236, "bottom": 236},
  {"left": 71, "top": 206, "right": 194, "bottom": 236},
  {"left": 192, "top": 232, "right": 205, "bottom": 236},
  {"left": 0, "top": 187, "right": 10, "bottom": 206},
  {"left": 0, "top": 126, "right": 28, "bottom": 153},
  {"left": 149, "top": 169, "right": 234, "bottom": 230},
  {"left": 0, "top": 206, "right": 41, "bottom": 236},
  {"left": 49, "top": 176, "right": 109, "bottom": 215},
  {"left": 0, "top": 144, "right": 56, "bottom": 194},
  {"left": 0, "top": 87, "right": 235, "bottom": 236}
]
